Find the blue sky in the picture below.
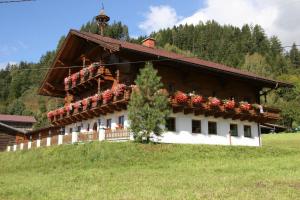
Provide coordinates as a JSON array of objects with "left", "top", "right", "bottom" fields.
[
  {"left": 1, "top": 0, "right": 300, "bottom": 68},
  {"left": 0, "top": 0, "right": 202, "bottom": 67}
]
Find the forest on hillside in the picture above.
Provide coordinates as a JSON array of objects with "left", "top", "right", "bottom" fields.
[{"left": 0, "top": 19, "right": 300, "bottom": 129}]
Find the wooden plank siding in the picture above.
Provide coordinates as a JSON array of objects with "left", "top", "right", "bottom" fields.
[{"left": 0, "top": 130, "right": 16, "bottom": 151}]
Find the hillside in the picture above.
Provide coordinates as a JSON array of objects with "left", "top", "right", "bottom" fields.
[{"left": 0, "top": 134, "right": 300, "bottom": 200}]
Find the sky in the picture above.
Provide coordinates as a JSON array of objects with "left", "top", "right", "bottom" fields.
[{"left": 0, "top": 0, "right": 300, "bottom": 69}]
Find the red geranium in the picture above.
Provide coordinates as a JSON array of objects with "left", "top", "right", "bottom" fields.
[
  {"left": 47, "top": 111, "right": 54, "bottom": 119},
  {"left": 91, "top": 94, "right": 100, "bottom": 102},
  {"left": 192, "top": 95, "right": 204, "bottom": 105},
  {"left": 113, "top": 84, "right": 126, "bottom": 97},
  {"left": 208, "top": 97, "right": 221, "bottom": 107},
  {"left": 74, "top": 101, "right": 81, "bottom": 109},
  {"left": 103, "top": 89, "right": 113, "bottom": 102},
  {"left": 65, "top": 104, "right": 72, "bottom": 112},
  {"left": 82, "top": 98, "right": 91, "bottom": 106},
  {"left": 240, "top": 102, "right": 251, "bottom": 111},
  {"left": 223, "top": 100, "right": 235, "bottom": 110},
  {"left": 175, "top": 91, "right": 188, "bottom": 104},
  {"left": 71, "top": 73, "right": 79, "bottom": 82},
  {"left": 58, "top": 108, "right": 65, "bottom": 115},
  {"left": 64, "top": 77, "right": 70, "bottom": 85}
]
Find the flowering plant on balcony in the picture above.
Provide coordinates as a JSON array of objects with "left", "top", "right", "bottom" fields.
[
  {"left": 208, "top": 97, "right": 221, "bottom": 107},
  {"left": 240, "top": 101, "right": 251, "bottom": 111},
  {"left": 58, "top": 108, "right": 65, "bottom": 115},
  {"left": 113, "top": 84, "right": 126, "bottom": 97},
  {"left": 74, "top": 101, "right": 82, "bottom": 109},
  {"left": 65, "top": 104, "right": 73, "bottom": 112},
  {"left": 223, "top": 99, "right": 235, "bottom": 110},
  {"left": 47, "top": 111, "right": 54, "bottom": 119},
  {"left": 82, "top": 97, "right": 91, "bottom": 107},
  {"left": 175, "top": 91, "right": 188, "bottom": 104},
  {"left": 91, "top": 94, "right": 100, "bottom": 102},
  {"left": 71, "top": 73, "right": 79, "bottom": 86},
  {"left": 102, "top": 89, "right": 113, "bottom": 103},
  {"left": 192, "top": 95, "right": 204, "bottom": 106},
  {"left": 64, "top": 77, "right": 71, "bottom": 90}
]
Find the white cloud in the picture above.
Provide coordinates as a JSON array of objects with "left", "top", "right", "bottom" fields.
[
  {"left": 139, "top": 0, "right": 300, "bottom": 45},
  {"left": 139, "top": 5, "right": 180, "bottom": 34}
]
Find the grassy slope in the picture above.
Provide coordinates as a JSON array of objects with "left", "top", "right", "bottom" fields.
[{"left": 0, "top": 134, "right": 300, "bottom": 200}]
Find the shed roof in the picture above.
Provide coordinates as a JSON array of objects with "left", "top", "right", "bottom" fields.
[
  {"left": 0, "top": 114, "right": 36, "bottom": 123},
  {"left": 0, "top": 122, "right": 26, "bottom": 134}
]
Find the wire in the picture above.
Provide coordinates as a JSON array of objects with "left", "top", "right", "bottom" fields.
[{"left": 0, "top": 0, "right": 35, "bottom": 3}]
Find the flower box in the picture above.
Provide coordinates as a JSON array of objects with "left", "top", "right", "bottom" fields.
[
  {"left": 175, "top": 91, "right": 188, "bottom": 104},
  {"left": 223, "top": 100, "right": 235, "bottom": 110},
  {"left": 113, "top": 84, "right": 126, "bottom": 98},
  {"left": 240, "top": 102, "right": 251, "bottom": 111},
  {"left": 192, "top": 95, "right": 204, "bottom": 106},
  {"left": 102, "top": 89, "right": 113, "bottom": 104},
  {"left": 73, "top": 101, "right": 82, "bottom": 112},
  {"left": 47, "top": 111, "right": 54, "bottom": 120},
  {"left": 208, "top": 97, "right": 221, "bottom": 108},
  {"left": 71, "top": 73, "right": 79, "bottom": 87},
  {"left": 82, "top": 98, "right": 91, "bottom": 110}
]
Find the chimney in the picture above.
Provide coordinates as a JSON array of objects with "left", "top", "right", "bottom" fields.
[{"left": 142, "top": 38, "right": 156, "bottom": 48}]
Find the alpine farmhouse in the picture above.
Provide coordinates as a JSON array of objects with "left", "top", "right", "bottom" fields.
[{"left": 37, "top": 10, "right": 292, "bottom": 147}]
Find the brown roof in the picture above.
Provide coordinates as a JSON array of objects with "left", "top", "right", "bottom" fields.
[
  {"left": 0, "top": 114, "right": 36, "bottom": 123},
  {"left": 71, "top": 30, "right": 292, "bottom": 87},
  {"left": 38, "top": 29, "right": 293, "bottom": 96}
]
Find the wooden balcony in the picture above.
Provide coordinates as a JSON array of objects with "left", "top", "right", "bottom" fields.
[
  {"left": 48, "top": 88, "right": 281, "bottom": 126},
  {"left": 48, "top": 88, "right": 132, "bottom": 126},
  {"left": 171, "top": 97, "right": 281, "bottom": 123},
  {"left": 65, "top": 65, "right": 116, "bottom": 94}
]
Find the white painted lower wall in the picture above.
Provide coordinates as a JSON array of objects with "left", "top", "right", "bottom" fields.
[{"left": 63, "top": 111, "right": 260, "bottom": 147}]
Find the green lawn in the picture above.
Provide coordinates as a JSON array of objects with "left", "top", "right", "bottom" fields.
[{"left": 0, "top": 134, "right": 300, "bottom": 200}]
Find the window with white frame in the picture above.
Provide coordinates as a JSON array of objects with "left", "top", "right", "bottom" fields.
[
  {"left": 230, "top": 124, "right": 238, "bottom": 137},
  {"left": 106, "top": 119, "right": 112, "bottom": 129},
  {"left": 244, "top": 125, "right": 252, "bottom": 138},
  {"left": 192, "top": 120, "right": 201, "bottom": 133},
  {"left": 208, "top": 121, "right": 217, "bottom": 135},
  {"left": 166, "top": 117, "right": 176, "bottom": 132}
]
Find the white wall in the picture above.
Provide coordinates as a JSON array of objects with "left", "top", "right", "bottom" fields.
[{"left": 62, "top": 111, "right": 260, "bottom": 147}]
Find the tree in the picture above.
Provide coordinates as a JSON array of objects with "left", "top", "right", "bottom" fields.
[{"left": 128, "top": 62, "right": 170, "bottom": 142}]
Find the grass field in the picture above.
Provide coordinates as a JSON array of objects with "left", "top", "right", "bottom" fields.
[{"left": 0, "top": 133, "right": 300, "bottom": 200}]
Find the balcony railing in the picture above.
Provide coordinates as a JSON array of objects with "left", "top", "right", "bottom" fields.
[
  {"left": 47, "top": 88, "right": 281, "bottom": 126},
  {"left": 64, "top": 64, "right": 115, "bottom": 93},
  {"left": 47, "top": 86, "right": 132, "bottom": 126},
  {"left": 105, "top": 129, "right": 130, "bottom": 140}
]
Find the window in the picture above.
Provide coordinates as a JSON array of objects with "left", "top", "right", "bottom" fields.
[
  {"left": 244, "top": 125, "right": 252, "bottom": 138},
  {"left": 208, "top": 121, "right": 217, "bottom": 135},
  {"left": 192, "top": 120, "right": 201, "bottom": 133},
  {"left": 106, "top": 119, "right": 112, "bottom": 129},
  {"left": 118, "top": 115, "right": 125, "bottom": 127},
  {"left": 77, "top": 126, "right": 81, "bottom": 132},
  {"left": 230, "top": 124, "right": 238, "bottom": 137},
  {"left": 69, "top": 128, "right": 73, "bottom": 134},
  {"left": 166, "top": 117, "right": 176, "bottom": 131},
  {"left": 87, "top": 123, "right": 90, "bottom": 132}
]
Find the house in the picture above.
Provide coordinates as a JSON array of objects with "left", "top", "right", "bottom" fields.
[
  {"left": 0, "top": 114, "right": 36, "bottom": 151},
  {"left": 0, "top": 114, "right": 36, "bottom": 132},
  {"left": 38, "top": 9, "right": 292, "bottom": 147}
]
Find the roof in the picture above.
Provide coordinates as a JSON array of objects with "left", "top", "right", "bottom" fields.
[
  {"left": 38, "top": 29, "right": 293, "bottom": 96},
  {"left": 0, "top": 114, "right": 36, "bottom": 123},
  {"left": 26, "top": 125, "right": 61, "bottom": 135},
  {"left": 71, "top": 30, "right": 292, "bottom": 87},
  {"left": 0, "top": 122, "right": 26, "bottom": 134}
]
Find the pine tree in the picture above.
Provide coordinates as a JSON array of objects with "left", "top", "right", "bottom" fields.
[{"left": 128, "top": 62, "right": 170, "bottom": 143}]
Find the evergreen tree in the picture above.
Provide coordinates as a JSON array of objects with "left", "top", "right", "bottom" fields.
[{"left": 128, "top": 62, "right": 170, "bottom": 142}]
